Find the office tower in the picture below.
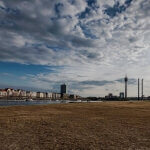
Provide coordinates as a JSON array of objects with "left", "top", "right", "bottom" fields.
[{"left": 60, "top": 84, "right": 67, "bottom": 94}]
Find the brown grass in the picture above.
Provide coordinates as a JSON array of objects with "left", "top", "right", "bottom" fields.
[{"left": 0, "top": 101, "right": 150, "bottom": 150}]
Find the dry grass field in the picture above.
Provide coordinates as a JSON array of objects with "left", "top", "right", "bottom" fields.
[{"left": 0, "top": 101, "right": 150, "bottom": 150}]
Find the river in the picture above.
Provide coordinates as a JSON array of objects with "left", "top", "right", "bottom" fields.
[{"left": 0, "top": 100, "right": 67, "bottom": 106}]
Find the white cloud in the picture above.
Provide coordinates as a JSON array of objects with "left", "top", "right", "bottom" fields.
[{"left": 0, "top": 1, "right": 5, "bottom": 7}]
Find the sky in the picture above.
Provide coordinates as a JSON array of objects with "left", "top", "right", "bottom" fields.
[{"left": 0, "top": 0, "right": 150, "bottom": 97}]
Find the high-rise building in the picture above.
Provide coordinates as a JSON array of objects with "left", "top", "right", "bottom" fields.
[
  {"left": 124, "top": 75, "right": 128, "bottom": 99},
  {"left": 60, "top": 84, "right": 67, "bottom": 94}
]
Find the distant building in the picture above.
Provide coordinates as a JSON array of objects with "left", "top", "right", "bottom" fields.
[
  {"left": 69, "top": 94, "right": 77, "bottom": 100},
  {"left": 17, "top": 89, "right": 22, "bottom": 96},
  {"left": 5, "top": 88, "right": 14, "bottom": 97},
  {"left": 52, "top": 93, "right": 56, "bottom": 99},
  {"left": 61, "top": 84, "right": 67, "bottom": 94},
  {"left": 13, "top": 90, "right": 20, "bottom": 97},
  {"left": 31, "top": 92, "right": 37, "bottom": 98},
  {"left": 43, "top": 92, "right": 47, "bottom": 98},
  {"left": 20, "top": 90, "right": 26, "bottom": 97},
  {"left": 120, "top": 92, "right": 124, "bottom": 99},
  {"left": 61, "top": 93, "right": 69, "bottom": 99},
  {"left": 56, "top": 93, "right": 61, "bottom": 99},
  {"left": 76, "top": 95, "right": 82, "bottom": 99},
  {"left": 0, "top": 89, "right": 7, "bottom": 97},
  {"left": 37, "top": 92, "right": 44, "bottom": 98},
  {"left": 108, "top": 93, "right": 113, "bottom": 98},
  {"left": 105, "top": 93, "right": 118, "bottom": 100},
  {"left": 47, "top": 92, "right": 52, "bottom": 99},
  {"left": 26, "top": 91, "right": 32, "bottom": 97},
  {"left": 52, "top": 93, "right": 61, "bottom": 100}
]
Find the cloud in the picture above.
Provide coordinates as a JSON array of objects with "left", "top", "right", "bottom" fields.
[
  {"left": 80, "top": 80, "right": 114, "bottom": 86},
  {"left": 0, "top": 0, "right": 149, "bottom": 66},
  {"left": 115, "top": 78, "right": 137, "bottom": 85}
]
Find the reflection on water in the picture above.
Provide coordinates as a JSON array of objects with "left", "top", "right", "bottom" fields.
[{"left": 0, "top": 100, "right": 66, "bottom": 106}]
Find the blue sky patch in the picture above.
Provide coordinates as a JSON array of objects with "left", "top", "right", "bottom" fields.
[
  {"left": 104, "top": 0, "right": 133, "bottom": 18},
  {"left": 0, "top": 62, "right": 49, "bottom": 76}
]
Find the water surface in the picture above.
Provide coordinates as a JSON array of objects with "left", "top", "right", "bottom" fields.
[{"left": 0, "top": 100, "right": 65, "bottom": 106}]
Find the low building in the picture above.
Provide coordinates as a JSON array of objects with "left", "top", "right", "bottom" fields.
[
  {"left": 69, "top": 94, "right": 77, "bottom": 100},
  {"left": 26, "top": 91, "right": 32, "bottom": 97},
  {"left": 12, "top": 90, "right": 20, "bottom": 97},
  {"left": 61, "top": 93, "right": 69, "bottom": 99},
  {"left": 52, "top": 93, "right": 61, "bottom": 100},
  {"left": 37, "top": 92, "right": 44, "bottom": 98},
  {"left": 43, "top": 92, "right": 47, "bottom": 98},
  {"left": 120, "top": 92, "right": 124, "bottom": 99},
  {"left": 108, "top": 93, "right": 113, "bottom": 98},
  {"left": 20, "top": 90, "right": 26, "bottom": 97},
  {"left": 105, "top": 93, "right": 118, "bottom": 101},
  {"left": 31, "top": 92, "right": 37, "bottom": 98},
  {"left": 52, "top": 93, "right": 56, "bottom": 100},
  {"left": 46, "top": 92, "right": 52, "bottom": 99},
  {"left": 5, "top": 88, "right": 14, "bottom": 97},
  {"left": 0, "top": 89, "right": 7, "bottom": 97},
  {"left": 56, "top": 93, "right": 61, "bottom": 99},
  {"left": 76, "top": 95, "right": 82, "bottom": 99}
]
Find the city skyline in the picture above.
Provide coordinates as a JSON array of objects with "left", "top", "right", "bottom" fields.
[{"left": 0, "top": 0, "right": 150, "bottom": 97}]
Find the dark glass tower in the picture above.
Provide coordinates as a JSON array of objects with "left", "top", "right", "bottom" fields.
[
  {"left": 124, "top": 75, "right": 128, "bottom": 100},
  {"left": 61, "top": 84, "right": 67, "bottom": 94}
]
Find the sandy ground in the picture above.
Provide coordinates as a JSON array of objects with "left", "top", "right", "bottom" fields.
[{"left": 0, "top": 101, "right": 150, "bottom": 150}]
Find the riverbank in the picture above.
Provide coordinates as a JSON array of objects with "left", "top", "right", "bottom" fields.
[{"left": 0, "top": 101, "right": 150, "bottom": 150}]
